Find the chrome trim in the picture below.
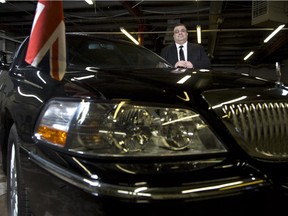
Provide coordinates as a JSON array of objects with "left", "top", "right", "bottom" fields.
[
  {"left": 223, "top": 102, "right": 288, "bottom": 160},
  {"left": 29, "top": 151, "right": 269, "bottom": 201}
]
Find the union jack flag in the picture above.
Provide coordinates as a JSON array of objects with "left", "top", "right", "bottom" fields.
[{"left": 25, "top": 0, "right": 66, "bottom": 81}]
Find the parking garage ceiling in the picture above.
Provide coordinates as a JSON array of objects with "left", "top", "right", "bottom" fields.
[{"left": 0, "top": 0, "right": 288, "bottom": 67}]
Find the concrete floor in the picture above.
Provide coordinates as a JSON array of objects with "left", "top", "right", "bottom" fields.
[{"left": 0, "top": 156, "right": 8, "bottom": 216}]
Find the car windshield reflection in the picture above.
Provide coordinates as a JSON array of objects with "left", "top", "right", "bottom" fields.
[{"left": 67, "top": 36, "right": 171, "bottom": 69}]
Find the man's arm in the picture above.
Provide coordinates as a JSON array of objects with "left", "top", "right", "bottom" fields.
[
  {"left": 188, "top": 44, "right": 211, "bottom": 69},
  {"left": 199, "top": 46, "right": 211, "bottom": 69}
]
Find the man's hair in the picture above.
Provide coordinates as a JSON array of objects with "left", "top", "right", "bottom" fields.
[{"left": 174, "top": 23, "right": 187, "bottom": 29}]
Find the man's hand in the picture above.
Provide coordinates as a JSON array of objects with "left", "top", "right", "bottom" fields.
[{"left": 175, "top": 60, "right": 193, "bottom": 68}]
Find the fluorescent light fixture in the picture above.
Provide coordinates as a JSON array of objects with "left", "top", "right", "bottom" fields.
[
  {"left": 85, "top": 0, "right": 93, "bottom": 5},
  {"left": 244, "top": 51, "right": 254, "bottom": 61},
  {"left": 264, "top": 24, "right": 285, "bottom": 43},
  {"left": 0, "top": 0, "right": 6, "bottom": 3},
  {"left": 120, "top": 27, "right": 139, "bottom": 45},
  {"left": 196, "top": 25, "right": 201, "bottom": 44}
]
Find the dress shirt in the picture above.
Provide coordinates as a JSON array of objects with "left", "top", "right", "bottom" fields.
[{"left": 176, "top": 42, "right": 188, "bottom": 61}]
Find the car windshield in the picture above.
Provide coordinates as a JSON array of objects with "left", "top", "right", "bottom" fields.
[{"left": 67, "top": 35, "right": 171, "bottom": 70}]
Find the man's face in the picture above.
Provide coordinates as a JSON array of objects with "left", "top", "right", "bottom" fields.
[{"left": 173, "top": 25, "right": 188, "bottom": 44}]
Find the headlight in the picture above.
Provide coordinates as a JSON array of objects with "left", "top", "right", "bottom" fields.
[{"left": 34, "top": 100, "right": 227, "bottom": 157}]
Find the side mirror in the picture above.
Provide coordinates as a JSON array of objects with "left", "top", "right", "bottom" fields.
[
  {"left": 0, "top": 63, "right": 10, "bottom": 70},
  {"left": 0, "top": 51, "right": 11, "bottom": 70},
  {"left": 0, "top": 51, "right": 7, "bottom": 65}
]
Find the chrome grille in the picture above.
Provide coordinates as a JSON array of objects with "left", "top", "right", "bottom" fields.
[{"left": 222, "top": 102, "right": 288, "bottom": 160}]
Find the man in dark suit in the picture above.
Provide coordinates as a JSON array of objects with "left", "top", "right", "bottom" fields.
[{"left": 161, "top": 23, "right": 211, "bottom": 69}]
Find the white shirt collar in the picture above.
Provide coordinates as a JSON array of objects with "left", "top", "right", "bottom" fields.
[{"left": 176, "top": 41, "right": 188, "bottom": 49}]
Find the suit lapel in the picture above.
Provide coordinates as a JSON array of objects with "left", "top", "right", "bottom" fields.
[{"left": 171, "top": 44, "right": 178, "bottom": 63}]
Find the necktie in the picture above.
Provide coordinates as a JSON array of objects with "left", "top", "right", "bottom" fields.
[{"left": 179, "top": 45, "right": 185, "bottom": 61}]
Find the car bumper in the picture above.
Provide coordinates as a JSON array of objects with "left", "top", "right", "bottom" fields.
[
  {"left": 24, "top": 148, "right": 274, "bottom": 200},
  {"left": 19, "top": 145, "right": 288, "bottom": 215}
]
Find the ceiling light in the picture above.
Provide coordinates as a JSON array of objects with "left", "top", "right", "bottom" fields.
[
  {"left": 120, "top": 27, "right": 139, "bottom": 45},
  {"left": 264, "top": 24, "right": 285, "bottom": 43},
  {"left": 0, "top": 0, "right": 6, "bottom": 3},
  {"left": 196, "top": 25, "right": 201, "bottom": 44},
  {"left": 85, "top": 0, "right": 93, "bottom": 5},
  {"left": 244, "top": 51, "right": 254, "bottom": 61}
]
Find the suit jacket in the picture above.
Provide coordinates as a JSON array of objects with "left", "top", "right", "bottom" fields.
[{"left": 160, "top": 43, "right": 211, "bottom": 69}]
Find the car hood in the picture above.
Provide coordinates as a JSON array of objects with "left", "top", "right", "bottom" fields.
[{"left": 63, "top": 67, "right": 280, "bottom": 106}]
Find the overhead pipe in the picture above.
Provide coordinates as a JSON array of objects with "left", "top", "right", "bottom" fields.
[{"left": 138, "top": 24, "right": 144, "bottom": 45}]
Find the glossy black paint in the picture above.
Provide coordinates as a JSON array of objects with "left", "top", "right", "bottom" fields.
[{"left": 1, "top": 34, "right": 288, "bottom": 215}]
